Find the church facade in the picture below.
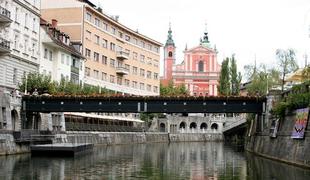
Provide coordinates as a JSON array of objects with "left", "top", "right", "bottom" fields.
[{"left": 161, "top": 25, "right": 221, "bottom": 96}]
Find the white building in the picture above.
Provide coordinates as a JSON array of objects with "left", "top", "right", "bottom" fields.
[
  {"left": 39, "top": 18, "right": 84, "bottom": 85},
  {"left": 0, "top": 0, "right": 40, "bottom": 131}
]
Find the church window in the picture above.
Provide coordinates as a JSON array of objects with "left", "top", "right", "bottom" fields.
[
  {"left": 168, "top": 51, "right": 172, "bottom": 57},
  {"left": 198, "top": 61, "right": 204, "bottom": 72}
]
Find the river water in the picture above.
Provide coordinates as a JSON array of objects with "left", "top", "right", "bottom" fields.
[{"left": 1, "top": 142, "right": 310, "bottom": 180}]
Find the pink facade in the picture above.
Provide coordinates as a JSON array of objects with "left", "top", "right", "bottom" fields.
[{"left": 161, "top": 26, "right": 221, "bottom": 96}]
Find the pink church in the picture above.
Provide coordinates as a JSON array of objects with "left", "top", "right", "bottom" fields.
[{"left": 161, "top": 25, "right": 221, "bottom": 96}]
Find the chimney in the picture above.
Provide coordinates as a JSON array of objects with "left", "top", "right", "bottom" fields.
[{"left": 51, "top": 19, "right": 58, "bottom": 28}]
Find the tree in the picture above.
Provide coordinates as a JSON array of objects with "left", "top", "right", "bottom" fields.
[
  {"left": 230, "top": 55, "right": 242, "bottom": 95},
  {"left": 160, "top": 81, "right": 189, "bottom": 96},
  {"left": 219, "top": 58, "right": 231, "bottom": 95},
  {"left": 302, "top": 66, "right": 310, "bottom": 81},
  {"left": 276, "top": 49, "right": 299, "bottom": 92}
]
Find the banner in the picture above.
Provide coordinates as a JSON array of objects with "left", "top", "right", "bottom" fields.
[{"left": 291, "top": 108, "right": 309, "bottom": 139}]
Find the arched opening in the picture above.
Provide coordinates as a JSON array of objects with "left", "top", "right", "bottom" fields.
[
  {"left": 190, "top": 122, "right": 197, "bottom": 129},
  {"left": 211, "top": 123, "right": 218, "bottom": 130},
  {"left": 179, "top": 122, "right": 186, "bottom": 129},
  {"left": 168, "top": 51, "right": 173, "bottom": 57},
  {"left": 200, "top": 123, "right": 207, "bottom": 129},
  {"left": 159, "top": 123, "right": 166, "bottom": 132},
  {"left": 198, "top": 61, "right": 204, "bottom": 72},
  {"left": 11, "top": 110, "right": 19, "bottom": 131}
]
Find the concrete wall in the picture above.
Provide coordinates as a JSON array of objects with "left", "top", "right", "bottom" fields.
[
  {"left": 0, "top": 133, "right": 29, "bottom": 155},
  {"left": 245, "top": 111, "right": 310, "bottom": 168}
]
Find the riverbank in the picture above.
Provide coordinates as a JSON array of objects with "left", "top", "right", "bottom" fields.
[{"left": 0, "top": 132, "right": 223, "bottom": 155}]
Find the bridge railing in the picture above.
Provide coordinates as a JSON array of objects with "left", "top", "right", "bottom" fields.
[{"left": 222, "top": 118, "right": 247, "bottom": 132}]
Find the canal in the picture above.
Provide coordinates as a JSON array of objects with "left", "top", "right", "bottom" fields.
[{"left": 1, "top": 142, "right": 310, "bottom": 179}]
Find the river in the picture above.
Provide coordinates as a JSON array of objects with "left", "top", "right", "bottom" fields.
[{"left": 0, "top": 142, "right": 310, "bottom": 179}]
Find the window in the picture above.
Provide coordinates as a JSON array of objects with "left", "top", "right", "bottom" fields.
[
  {"left": 32, "top": 18, "right": 36, "bottom": 32},
  {"left": 111, "top": 27, "right": 116, "bottom": 34},
  {"left": 154, "top": 73, "right": 158, "bottom": 80},
  {"left": 94, "top": 35, "right": 100, "bottom": 44},
  {"left": 140, "top": 41, "right": 145, "bottom": 48},
  {"left": 125, "top": 64, "right": 130, "bottom": 72},
  {"left": 14, "top": 35, "right": 19, "bottom": 50},
  {"left": 133, "top": 52, "right": 138, "bottom": 60},
  {"left": 133, "top": 38, "right": 137, "bottom": 45},
  {"left": 49, "top": 50, "right": 53, "bottom": 61},
  {"left": 86, "top": 30, "right": 91, "bottom": 40},
  {"left": 32, "top": 42, "right": 36, "bottom": 56},
  {"left": 24, "top": 39, "right": 28, "bottom": 53},
  {"left": 147, "top": 44, "right": 152, "bottom": 50},
  {"left": 85, "top": 48, "right": 91, "bottom": 57},
  {"left": 66, "top": 55, "right": 69, "bottom": 65},
  {"left": 147, "top": 84, "right": 152, "bottom": 91},
  {"left": 110, "top": 42, "right": 115, "bottom": 51},
  {"left": 153, "top": 60, "right": 159, "bottom": 67},
  {"left": 44, "top": 48, "right": 48, "bottom": 59},
  {"left": 102, "top": 55, "right": 107, "bottom": 65},
  {"left": 117, "top": 77, "right": 122, "bottom": 85},
  {"left": 103, "top": 22, "right": 108, "bottom": 30},
  {"left": 102, "top": 39, "right": 108, "bottom": 48},
  {"left": 125, "top": 79, "right": 130, "bottom": 87},
  {"left": 15, "top": 7, "right": 19, "bottom": 22},
  {"left": 147, "top": 71, "right": 152, "bottom": 79},
  {"left": 198, "top": 61, "right": 204, "bottom": 72},
  {"left": 110, "top": 75, "right": 115, "bottom": 83},
  {"left": 102, "top": 72, "right": 107, "bottom": 81},
  {"left": 140, "top": 68, "right": 145, "bottom": 77},
  {"left": 93, "top": 70, "right": 99, "bottom": 78},
  {"left": 94, "top": 52, "right": 99, "bottom": 62},
  {"left": 95, "top": 18, "right": 100, "bottom": 27},
  {"left": 154, "top": 47, "right": 159, "bottom": 53},
  {"left": 140, "top": 83, "right": 145, "bottom": 90},
  {"left": 85, "top": 67, "right": 91, "bottom": 76},
  {"left": 168, "top": 51, "right": 173, "bottom": 57},
  {"left": 153, "top": 86, "right": 158, "bottom": 93},
  {"left": 13, "top": 68, "right": 17, "bottom": 85},
  {"left": 132, "top": 66, "right": 138, "bottom": 75},
  {"left": 118, "top": 31, "right": 123, "bottom": 38},
  {"left": 110, "top": 59, "right": 115, "bottom": 67},
  {"left": 86, "top": 12, "right": 92, "bottom": 21},
  {"left": 125, "top": 35, "right": 130, "bottom": 41},
  {"left": 61, "top": 53, "right": 65, "bottom": 64},
  {"left": 132, "top": 81, "right": 137, "bottom": 88},
  {"left": 24, "top": 13, "right": 28, "bottom": 28},
  {"left": 140, "top": 55, "right": 145, "bottom": 63}
]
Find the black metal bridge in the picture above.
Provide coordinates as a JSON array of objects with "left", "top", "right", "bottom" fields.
[{"left": 22, "top": 95, "right": 266, "bottom": 113}]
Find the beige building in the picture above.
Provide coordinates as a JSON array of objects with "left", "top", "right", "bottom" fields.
[{"left": 41, "top": 0, "right": 162, "bottom": 96}]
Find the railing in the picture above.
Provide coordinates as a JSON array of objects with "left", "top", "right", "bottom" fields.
[
  {"left": 71, "top": 66, "right": 79, "bottom": 74},
  {"left": 65, "top": 122, "right": 143, "bottom": 132},
  {"left": 0, "top": 6, "right": 11, "bottom": 20},
  {"left": 13, "top": 130, "right": 55, "bottom": 142},
  {"left": 116, "top": 66, "right": 129, "bottom": 75},
  {"left": 116, "top": 50, "right": 129, "bottom": 60},
  {"left": 0, "top": 37, "right": 10, "bottom": 51}
]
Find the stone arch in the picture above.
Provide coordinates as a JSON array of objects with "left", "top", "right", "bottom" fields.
[
  {"left": 198, "top": 61, "right": 204, "bottom": 72},
  {"left": 179, "top": 121, "right": 186, "bottom": 129},
  {"left": 200, "top": 122, "right": 207, "bottom": 129},
  {"left": 11, "top": 109, "right": 19, "bottom": 131},
  {"left": 190, "top": 122, "right": 197, "bottom": 129},
  {"left": 211, "top": 123, "right": 218, "bottom": 130},
  {"left": 159, "top": 123, "right": 166, "bottom": 132}
]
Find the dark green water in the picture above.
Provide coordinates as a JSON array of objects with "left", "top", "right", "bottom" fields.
[{"left": 0, "top": 142, "right": 310, "bottom": 179}]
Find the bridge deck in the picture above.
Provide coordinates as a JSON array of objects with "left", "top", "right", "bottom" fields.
[{"left": 22, "top": 95, "right": 266, "bottom": 113}]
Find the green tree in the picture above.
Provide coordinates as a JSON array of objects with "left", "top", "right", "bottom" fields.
[
  {"left": 302, "top": 66, "right": 310, "bottom": 81},
  {"left": 230, "top": 55, "right": 242, "bottom": 95},
  {"left": 160, "top": 81, "right": 189, "bottom": 96},
  {"left": 19, "top": 72, "right": 55, "bottom": 94},
  {"left": 276, "top": 49, "right": 299, "bottom": 92},
  {"left": 219, "top": 58, "right": 231, "bottom": 95}
]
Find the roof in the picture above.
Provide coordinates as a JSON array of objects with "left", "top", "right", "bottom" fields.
[
  {"left": 65, "top": 112, "right": 144, "bottom": 123},
  {"left": 184, "top": 45, "right": 216, "bottom": 54}
]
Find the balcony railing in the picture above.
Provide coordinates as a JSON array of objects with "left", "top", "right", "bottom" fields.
[
  {"left": 116, "top": 66, "right": 129, "bottom": 75},
  {"left": 0, "top": 6, "right": 11, "bottom": 23},
  {"left": 0, "top": 37, "right": 10, "bottom": 53},
  {"left": 71, "top": 66, "right": 79, "bottom": 74},
  {"left": 116, "top": 50, "right": 129, "bottom": 60}
]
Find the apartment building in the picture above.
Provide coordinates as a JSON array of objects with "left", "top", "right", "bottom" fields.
[
  {"left": 40, "top": 18, "right": 84, "bottom": 84},
  {"left": 41, "top": 0, "right": 162, "bottom": 96},
  {"left": 0, "top": 0, "right": 40, "bottom": 131}
]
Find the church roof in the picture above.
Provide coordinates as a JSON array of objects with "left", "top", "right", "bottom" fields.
[{"left": 165, "top": 23, "right": 175, "bottom": 47}]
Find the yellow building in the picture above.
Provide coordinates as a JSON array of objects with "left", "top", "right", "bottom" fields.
[{"left": 41, "top": 0, "right": 162, "bottom": 96}]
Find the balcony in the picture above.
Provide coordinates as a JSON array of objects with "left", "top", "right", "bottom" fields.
[
  {"left": 0, "top": 6, "right": 11, "bottom": 23},
  {"left": 116, "top": 66, "right": 129, "bottom": 75},
  {"left": 116, "top": 50, "right": 129, "bottom": 60},
  {"left": 71, "top": 66, "right": 79, "bottom": 75},
  {"left": 0, "top": 38, "right": 10, "bottom": 53}
]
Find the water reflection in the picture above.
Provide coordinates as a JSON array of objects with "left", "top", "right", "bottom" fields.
[{"left": 0, "top": 142, "right": 309, "bottom": 179}]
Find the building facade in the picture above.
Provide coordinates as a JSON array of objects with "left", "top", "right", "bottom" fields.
[
  {"left": 40, "top": 18, "right": 84, "bottom": 84},
  {"left": 41, "top": 0, "right": 162, "bottom": 96},
  {"left": 162, "top": 25, "right": 220, "bottom": 96},
  {"left": 0, "top": 0, "right": 40, "bottom": 131}
]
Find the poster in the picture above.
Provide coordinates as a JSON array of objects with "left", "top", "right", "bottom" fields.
[
  {"left": 291, "top": 107, "right": 309, "bottom": 139},
  {"left": 270, "top": 118, "right": 280, "bottom": 138}
]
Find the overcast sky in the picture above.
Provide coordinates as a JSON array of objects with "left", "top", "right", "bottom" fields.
[{"left": 91, "top": 0, "right": 310, "bottom": 77}]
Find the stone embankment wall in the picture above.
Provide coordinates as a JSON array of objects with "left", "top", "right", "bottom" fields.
[
  {"left": 0, "top": 132, "right": 29, "bottom": 155},
  {"left": 245, "top": 112, "right": 310, "bottom": 168}
]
